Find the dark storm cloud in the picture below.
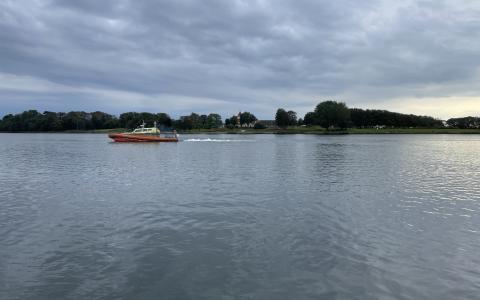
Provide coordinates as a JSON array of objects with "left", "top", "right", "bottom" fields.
[{"left": 1, "top": 0, "right": 479, "bottom": 118}]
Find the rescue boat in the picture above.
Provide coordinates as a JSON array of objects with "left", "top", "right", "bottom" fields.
[{"left": 108, "top": 122, "right": 178, "bottom": 142}]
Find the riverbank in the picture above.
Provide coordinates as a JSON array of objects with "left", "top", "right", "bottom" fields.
[
  {"left": 2, "top": 127, "right": 480, "bottom": 134},
  {"left": 180, "top": 127, "right": 480, "bottom": 134}
]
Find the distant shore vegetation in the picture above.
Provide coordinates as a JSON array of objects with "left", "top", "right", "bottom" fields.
[{"left": 0, "top": 101, "right": 479, "bottom": 132}]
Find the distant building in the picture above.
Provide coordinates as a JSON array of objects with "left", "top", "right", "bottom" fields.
[
  {"left": 241, "top": 122, "right": 256, "bottom": 128},
  {"left": 257, "top": 120, "right": 276, "bottom": 128},
  {"left": 236, "top": 112, "right": 241, "bottom": 127}
]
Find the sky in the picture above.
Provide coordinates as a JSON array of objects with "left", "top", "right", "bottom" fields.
[{"left": 1, "top": 0, "right": 480, "bottom": 120}]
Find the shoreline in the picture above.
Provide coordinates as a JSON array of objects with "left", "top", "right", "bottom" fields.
[{"left": 2, "top": 128, "right": 480, "bottom": 134}]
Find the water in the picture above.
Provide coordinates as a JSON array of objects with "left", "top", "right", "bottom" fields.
[{"left": 1, "top": 133, "right": 480, "bottom": 299}]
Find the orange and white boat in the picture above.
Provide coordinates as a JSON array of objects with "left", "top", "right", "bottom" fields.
[{"left": 108, "top": 122, "right": 178, "bottom": 142}]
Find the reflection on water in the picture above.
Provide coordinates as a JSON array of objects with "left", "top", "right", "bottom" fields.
[{"left": 1, "top": 133, "right": 480, "bottom": 299}]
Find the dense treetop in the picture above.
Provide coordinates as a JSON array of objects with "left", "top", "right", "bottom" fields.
[
  {"left": 349, "top": 108, "right": 443, "bottom": 128},
  {"left": 446, "top": 117, "right": 480, "bottom": 129},
  {"left": 275, "top": 109, "right": 289, "bottom": 128},
  {"left": 302, "top": 101, "right": 445, "bottom": 129},
  {"left": 275, "top": 108, "right": 298, "bottom": 128},
  {"left": 314, "top": 101, "right": 351, "bottom": 129}
]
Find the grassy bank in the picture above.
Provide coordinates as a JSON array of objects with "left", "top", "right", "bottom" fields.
[
  {"left": 181, "top": 127, "right": 480, "bottom": 134},
  {"left": 348, "top": 128, "right": 480, "bottom": 134}
]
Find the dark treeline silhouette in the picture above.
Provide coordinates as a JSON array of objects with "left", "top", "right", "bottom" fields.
[
  {"left": 119, "top": 112, "right": 172, "bottom": 129},
  {"left": 349, "top": 108, "right": 443, "bottom": 128},
  {"left": 0, "top": 110, "right": 119, "bottom": 131},
  {"left": 0, "top": 110, "right": 222, "bottom": 131},
  {"left": 0, "top": 105, "right": 478, "bottom": 131},
  {"left": 446, "top": 117, "right": 480, "bottom": 129},
  {"left": 300, "top": 101, "right": 446, "bottom": 129},
  {"left": 173, "top": 113, "right": 223, "bottom": 130},
  {"left": 275, "top": 109, "right": 297, "bottom": 128}
]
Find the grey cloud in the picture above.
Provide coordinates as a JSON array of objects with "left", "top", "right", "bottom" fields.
[{"left": 0, "top": 0, "right": 479, "bottom": 118}]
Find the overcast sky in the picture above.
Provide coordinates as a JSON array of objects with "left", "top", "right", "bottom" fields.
[{"left": 1, "top": 0, "right": 480, "bottom": 119}]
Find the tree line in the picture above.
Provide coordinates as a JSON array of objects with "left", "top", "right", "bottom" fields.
[
  {"left": 445, "top": 117, "right": 480, "bottom": 129},
  {"left": 0, "top": 103, "right": 478, "bottom": 131},
  {"left": 0, "top": 110, "right": 120, "bottom": 131},
  {"left": 276, "top": 101, "right": 449, "bottom": 129},
  {"left": 0, "top": 110, "right": 251, "bottom": 131}
]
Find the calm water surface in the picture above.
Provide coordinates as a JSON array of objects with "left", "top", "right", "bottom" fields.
[{"left": 1, "top": 133, "right": 480, "bottom": 299}]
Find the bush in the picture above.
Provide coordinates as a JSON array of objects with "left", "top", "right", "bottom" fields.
[{"left": 254, "top": 123, "right": 266, "bottom": 129}]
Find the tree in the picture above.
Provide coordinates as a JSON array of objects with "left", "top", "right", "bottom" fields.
[
  {"left": 275, "top": 108, "right": 289, "bottom": 128},
  {"left": 91, "top": 111, "right": 119, "bottom": 129},
  {"left": 119, "top": 112, "right": 147, "bottom": 129},
  {"left": 225, "top": 115, "right": 240, "bottom": 127},
  {"left": 41, "top": 111, "right": 63, "bottom": 131},
  {"left": 199, "top": 114, "right": 208, "bottom": 128},
  {"left": 314, "top": 101, "right": 350, "bottom": 129},
  {"left": 62, "top": 111, "right": 93, "bottom": 130},
  {"left": 206, "top": 113, "right": 223, "bottom": 128},
  {"left": 225, "top": 118, "right": 231, "bottom": 126},
  {"left": 0, "top": 114, "right": 16, "bottom": 131},
  {"left": 287, "top": 110, "right": 297, "bottom": 126},
  {"left": 173, "top": 113, "right": 202, "bottom": 129},
  {"left": 173, "top": 115, "right": 194, "bottom": 130},
  {"left": 156, "top": 113, "right": 172, "bottom": 128},
  {"left": 189, "top": 113, "right": 202, "bottom": 129},
  {"left": 303, "top": 112, "right": 316, "bottom": 126},
  {"left": 239, "top": 112, "right": 257, "bottom": 126},
  {"left": 447, "top": 117, "right": 480, "bottom": 129}
]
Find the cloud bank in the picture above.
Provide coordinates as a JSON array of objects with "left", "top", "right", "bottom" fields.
[{"left": 1, "top": 0, "right": 480, "bottom": 119}]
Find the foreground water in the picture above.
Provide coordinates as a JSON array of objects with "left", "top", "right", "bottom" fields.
[{"left": 1, "top": 133, "right": 480, "bottom": 299}]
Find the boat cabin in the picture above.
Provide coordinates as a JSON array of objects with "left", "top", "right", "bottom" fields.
[{"left": 132, "top": 127, "right": 160, "bottom": 134}]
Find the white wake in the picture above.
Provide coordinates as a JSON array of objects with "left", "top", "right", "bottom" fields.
[{"left": 183, "top": 138, "right": 254, "bottom": 142}]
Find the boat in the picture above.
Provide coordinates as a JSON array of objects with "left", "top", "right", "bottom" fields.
[{"left": 108, "top": 122, "right": 179, "bottom": 142}]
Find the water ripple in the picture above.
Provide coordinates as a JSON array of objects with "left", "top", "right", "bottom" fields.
[{"left": 1, "top": 134, "right": 480, "bottom": 299}]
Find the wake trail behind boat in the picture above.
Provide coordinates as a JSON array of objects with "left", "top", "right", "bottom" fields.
[{"left": 184, "top": 138, "right": 255, "bottom": 142}]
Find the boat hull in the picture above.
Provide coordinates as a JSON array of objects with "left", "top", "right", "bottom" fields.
[{"left": 108, "top": 133, "right": 178, "bottom": 142}]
